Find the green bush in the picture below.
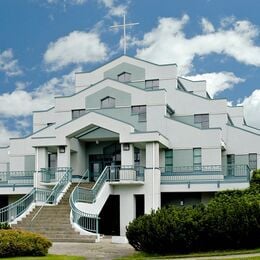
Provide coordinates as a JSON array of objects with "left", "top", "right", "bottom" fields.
[
  {"left": 0, "top": 222, "right": 11, "bottom": 229},
  {"left": 0, "top": 229, "right": 52, "bottom": 257},
  {"left": 126, "top": 179, "right": 260, "bottom": 254}
]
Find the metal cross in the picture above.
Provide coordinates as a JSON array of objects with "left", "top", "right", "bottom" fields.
[{"left": 110, "top": 13, "right": 139, "bottom": 55}]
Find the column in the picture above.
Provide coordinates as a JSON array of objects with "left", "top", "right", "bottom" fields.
[
  {"left": 121, "top": 143, "right": 134, "bottom": 166},
  {"left": 57, "top": 139, "right": 71, "bottom": 168},
  {"left": 34, "top": 147, "right": 48, "bottom": 188},
  {"left": 144, "top": 142, "right": 161, "bottom": 213},
  {"left": 119, "top": 192, "right": 135, "bottom": 237}
]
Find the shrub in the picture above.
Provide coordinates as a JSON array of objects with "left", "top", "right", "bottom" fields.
[
  {"left": 0, "top": 229, "right": 52, "bottom": 257},
  {"left": 0, "top": 222, "right": 11, "bottom": 229},
  {"left": 126, "top": 205, "right": 205, "bottom": 254},
  {"left": 126, "top": 183, "right": 260, "bottom": 254}
]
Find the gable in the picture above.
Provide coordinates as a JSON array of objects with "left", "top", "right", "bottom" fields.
[
  {"left": 104, "top": 62, "right": 145, "bottom": 82},
  {"left": 85, "top": 86, "right": 131, "bottom": 109}
]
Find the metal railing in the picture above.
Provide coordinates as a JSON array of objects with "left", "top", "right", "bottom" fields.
[
  {"left": 0, "top": 167, "right": 72, "bottom": 224},
  {"left": 31, "top": 167, "right": 72, "bottom": 223},
  {"left": 40, "top": 167, "right": 69, "bottom": 183},
  {"left": 160, "top": 164, "right": 251, "bottom": 184},
  {"left": 0, "top": 188, "right": 36, "bottom": 223},
  {"left": 0, "top": 171, "right": 34, "bottom": 186},
  {"left": 70, "top": 169, "right": 99, "bottom": 234},
  {"left": 107, "top": 165, "right": 145, "bottom": 182},
  {"left": 69, "top": 165, "right": 145, "bottom": 234}
]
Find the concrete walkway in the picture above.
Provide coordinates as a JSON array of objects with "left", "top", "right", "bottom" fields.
[
  {"left": 49, "top": 238, "right": 260, "bottom": 260},
  {"left": 49, "top": 237, "right": 135, "bottom": 260}
]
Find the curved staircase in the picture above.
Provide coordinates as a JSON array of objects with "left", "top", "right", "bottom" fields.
[{"left": 12, "top": 183, "right": 95, "bottom": 243}]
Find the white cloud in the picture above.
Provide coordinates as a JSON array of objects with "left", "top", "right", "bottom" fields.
[
  {"left": 201, "top": 18, "right": 215, "bottom": 33},
  {"left": 0, "top": 122, "right": 19, "bottom": 147},
  {"left": 186, "top": 72, "right": 245, "bottom": 97},
  {"left": 44, "top": 31, "right": 107, "bottom": 71},
  {"left": 0, "top": 49, "right": 22, "bottom": 77},
  {"left": 240, "top": 90, "right": 260, "bottom": 128},
  {"left": 98, "top": 0, "right": 128, "bottom": 17},
  {"left": 46, "top": 0, "right": 87, "bottom": 5},
  {"left": 135, "top": 15, "right": 260, "bottom": 75},
  {"left": 0, "top": 68, "right": 78, "bottom": 117}
]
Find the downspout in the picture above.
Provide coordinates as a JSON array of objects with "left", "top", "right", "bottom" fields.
[
  {"left": 152, "top": 142, "right": 155, "bottom": 210},
  {"left": 35, "top": 147, "right": 39, "bottom": 188}
]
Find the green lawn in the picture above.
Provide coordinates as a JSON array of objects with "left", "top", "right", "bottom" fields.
[
  {"left": 0, "top": 255, "right": 85, "bottom": 260},
  {"left": 117, "top": 248, "right": 260, "bottom": 259}
]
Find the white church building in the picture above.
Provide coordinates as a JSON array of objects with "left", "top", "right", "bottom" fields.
[{"left": 0, "top": 55, "right": 259, "bottom": 242}]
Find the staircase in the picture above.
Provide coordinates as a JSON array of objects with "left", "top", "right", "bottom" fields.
[{"left": 12, "top": 182, "right": 96, "bottom": 243}]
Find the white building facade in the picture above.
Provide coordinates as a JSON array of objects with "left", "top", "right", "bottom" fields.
[{"left": 0, "top": 55, "right": 259, "bottom": 240}]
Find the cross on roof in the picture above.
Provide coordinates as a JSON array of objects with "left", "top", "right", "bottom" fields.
[{"left": 110, "top": 13, "right": 139, "bottom": 55}]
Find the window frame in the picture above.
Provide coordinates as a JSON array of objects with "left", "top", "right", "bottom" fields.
[
  {"left": 249, "top": 153, "right": 257, "bottom": 170},
  {"left": 117, "top": 72, "right": 131, "bottom": 82},
  {"left": 72, "top": 109, "right": 86, "bottom": 120},
  {"left": 193, "top": 148, "right": 202, "bottom": 171},
  {"left": 101, "top": 96, "right": 116, "bottom": 109},
  {"left": 131, "top": 105, "right": 147, "bottom": 122},
  {"left": 145, "top": 79, "right": 159, "bottom": 90},
  {"left": 194, "top": 113, "right": 209, "bottom": 129}
]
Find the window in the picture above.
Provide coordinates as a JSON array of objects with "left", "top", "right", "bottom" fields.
[
  {"left": 72, "top": 109, "right": 86, "bottom": 120},
  {"left": 227, "top": 154, "right": 235, "bottom": 176},
  {"left": 118, "top": 72, "right": 131, "bottom": 82},
  {"left": 194, "top": 114, "right": 209, "bottom": 129},
  {"left": 101, "top": 97, "right": 115, "bottom": 108},
  {"left": 249, "top": 153, "right": 257, "bottom": 170},
  {"left": 166, "top": 105, "right": 174, "bottom": 118},
  {"left": 193, "top": 148, "right": 201, "bottom": 171},
  {"left": 145, "top": 79, "right": 159, "bottom": 89},
  {"left": 131, "top": 105, "right": 146, "bottom": 122},
  {"left": 165, "top": 149, "right": 173, "bottom": 172}
]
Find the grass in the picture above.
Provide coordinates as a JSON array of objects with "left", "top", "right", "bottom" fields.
[
  {"left": 117, "top": 248, "right": 260, "bottom": 259},
  {"left": 0, "top": 255, "right": 85, "bottom": 260}
]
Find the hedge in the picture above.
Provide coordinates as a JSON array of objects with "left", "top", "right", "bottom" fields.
[
  {"left": 126, "top": 170, "right": 260, "bottom": 254},
  {"left": 0, "top": 229, "right": 52, "bottom": 257}
]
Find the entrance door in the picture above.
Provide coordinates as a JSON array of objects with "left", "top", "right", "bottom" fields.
[{"left": 89, "top": 143, "right": 121, "bottom": 181}]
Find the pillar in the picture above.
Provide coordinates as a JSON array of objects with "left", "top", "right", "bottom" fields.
[
  {"left": 119, "top": 192, "right": 135, "bottom": 236},
  {"left": 34, "top": 147, "right": 48, "bottom": 188},
  {"left": 144, "top": 142, "right": 161, "bottom": 213},
  {"left": 57, "top": 139, "right": 71, "bottom": 168},
  {"left": 121, "top": 143, "right": 134, "bottom": 166}
]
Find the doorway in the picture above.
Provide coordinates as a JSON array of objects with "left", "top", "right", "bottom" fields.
[{"left": 99, "top": 195, "right": 120, "bottom": 235}]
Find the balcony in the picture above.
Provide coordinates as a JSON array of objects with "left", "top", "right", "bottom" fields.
[
  {"left": 40, "top": 167, "right": 71, "bottom": 184},
  {"left": 107, "top": 165, "right": 145, "bottom": 184},
  {"left": 160, "top": 165, "right": 250, "bottom": 187},
  {"left": 0, "top": 171, "right": 34, "bottom": 188}
]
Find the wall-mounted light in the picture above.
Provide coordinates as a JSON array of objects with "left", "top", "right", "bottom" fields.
[
  {"left": 95, "top": 140, "right": 99, "bottom": 145},
  {"left": 59, "top": 146, "right": 66, "bottom": 153},
  {"left": 123, "top": 143, "right": 130, "bottom": 151}
]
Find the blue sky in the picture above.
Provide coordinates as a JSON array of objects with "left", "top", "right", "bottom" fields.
[{"left": 0, "top": 0, "right": 260, "bottom": 145}]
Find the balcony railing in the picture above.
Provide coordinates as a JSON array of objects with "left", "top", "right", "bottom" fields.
[
  {"left": 0, "top": 171, "right": 34, "bottom": 186},
  {"left": 107, "top": 165, "right": 145, "bottom": 182},
  {"left": 40, "top": 167, "right": 69, "bottom": 183},
  {"left": 160, "top": 165, "right": 250, "bottom": 184}
]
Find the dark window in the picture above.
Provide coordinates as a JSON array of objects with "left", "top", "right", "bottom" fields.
[
  {"left": 145, "top": 79, "right": 159, "bottom": 89},
  {"left": 72, "top": 109, "right": 86, "bottom": 120},
  {"left": 165, "top": 149, "right": 173, "bottom": 172},
  {"left": 194, "top": 114, "right": 209, "bottom": 129},
  {"left": 101, "top": 97, "right": 115, "bottom": 108},
  {"left": 166, "top": 105, "right": 174, "bottom": 118},
  {"left": 249, "top": 153, "right": 257, "bottom": 170},
  {"left": 193, "top": 148, "right": 201, "bottom": 171},
  {"left": 131, "top": 105, "right": 146, "bottom": 122},
  {"left": 118, "top": 72, "right": 131, "bottom": 82}
]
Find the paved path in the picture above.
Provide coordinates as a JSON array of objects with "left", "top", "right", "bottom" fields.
[
  {"left": 50, "top": 238, "right": 260, "bottom": 260},
  {"left": 49, "top": 237, "right": 135, "bottom": 260}
]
